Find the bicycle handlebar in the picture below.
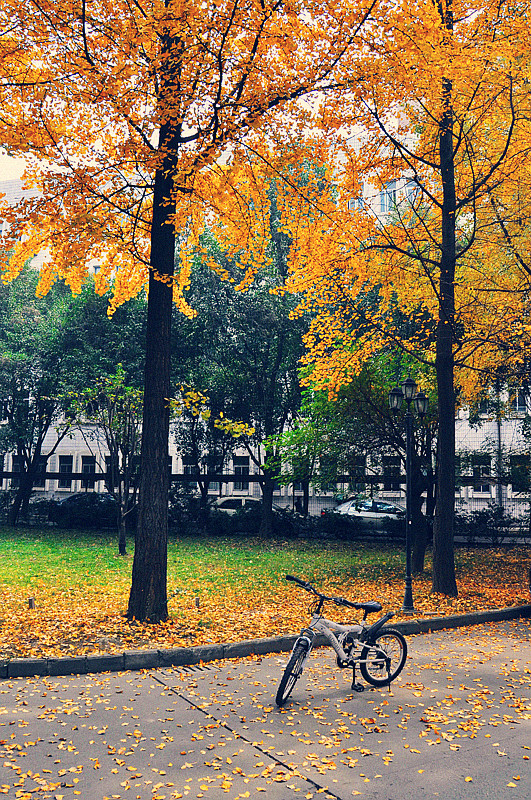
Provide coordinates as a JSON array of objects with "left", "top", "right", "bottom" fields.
[
  {"left": 286, "top": 574, "right": 315, "bottom": 591},
  {"left": 285, "top": 574, "right": 359, "bottom": 609}
]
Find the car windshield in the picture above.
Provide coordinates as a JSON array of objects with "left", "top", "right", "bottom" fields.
[
  {"left": 376, "top": 502, "right": 401, "bottom": 513},
  {"left": 336, "top": 500, "right": 355, "bottom": 512},
  {"left": 217, "top": 499, "right": 243, "bottom": 509}
]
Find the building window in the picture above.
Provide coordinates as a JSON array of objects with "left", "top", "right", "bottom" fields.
[
  {"left": 105, "top": 455, "right": 119, "bottom": 489},
  {"left": 347, "top": 185, "right": 364, "bottom": 212},
  {"left": 476, "top": 392, "right": 496, "bottom": 415},
  {"left": 11, "top": 454, "right": 23, "bottom": 488},
  {"left": 81, "top": 455, "right": 96, "bottom": 490},
  {"left": 509, "top": 387, "right": 527, "bottom": 414},
  {"left": 233, "top": 455, "right": 249, "bottom": 492},
  {"left": 11, "top": 453, "right": 47, "bottom": 488},
  {"left": 510, "top": 454, "right": 530, "bottom": 494},
  {"left": 58, "top": 455, "right": 73, "bottom": 489},
  {"left": 382, "top": 455, "right": 401, "bottom": 491},
  {"left": 380, "top": 180, "right": 397, "bottom": 214},
  {"left": 182, "top": 456, "right": 199, "bottom": 490},
  {"left": 0, "top": 398, "right": 9, "bottom": 421},
  {"left": 403, "top": 180, "right": 419, "bottom": 206},
  {"left": 349, "top": 455, "right": 366, "bottom": 480},
  {"left": 319, "top": 454, "right": 338, "bottom": 492},
  {"left": 472, "top": 454, "right": 491, "bottom": 494},
  {"left": 34, "top": 456, "right": 47, "bottom": 488}
]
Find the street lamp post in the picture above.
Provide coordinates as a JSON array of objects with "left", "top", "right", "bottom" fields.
[{"left": 389, "top": 377, "right": 428, "bottom": 615}]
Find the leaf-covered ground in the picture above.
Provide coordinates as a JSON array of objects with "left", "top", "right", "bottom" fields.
[
  {"left": 0, "top": 622, "right": 530, "bottom": 799},
  {"left": 0, "top": 527, "right": 529, "bottom": 660}
]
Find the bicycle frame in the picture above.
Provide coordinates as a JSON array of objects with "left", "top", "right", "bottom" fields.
[
  {"left": 309, "top": 614, "right": 365, "bottom": 663},
  {"left": 290, "top": 609, "right": 395, "bottom": 670}
]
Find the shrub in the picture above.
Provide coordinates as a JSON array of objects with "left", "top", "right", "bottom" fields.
[
  {"left": 312, "top": 511, "right": 364, "bottom": 539},
  {"left": 454, "top": 503, "right": 518, "bottom": 546}
]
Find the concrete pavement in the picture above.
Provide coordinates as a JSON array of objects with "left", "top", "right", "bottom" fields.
[{"left": 0, "top": 619, "right": 530, "bottom": 800}]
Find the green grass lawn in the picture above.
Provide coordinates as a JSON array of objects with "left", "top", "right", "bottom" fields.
[
  {"left": 1, "top": 524, "right": 529, "bottom": 594},
  {"left": 0, "top": 525, "right": 529, "bottom": 659},
  {"left": 0, "top": 525, "right": 407, "bottom": 592}
]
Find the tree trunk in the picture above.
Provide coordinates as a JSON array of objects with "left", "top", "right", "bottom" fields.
[
  {"left": 411, "top": 498, "right": 428, "bottom": 574},
  {"left": 118, "top": 515, "right": 127, "bottom": 557},
  {"left": 8, "top": 488, "right": 24, "bottom": 526},
  {"left": 432, "top": 350, "right": 457, "bottom": 594},
  {"left": 259, "top": 477, "right": 275, "bottom": 536},
  {"left": 198, "top": 479, "right": 211, "bottom": 534},
  {"left": 9, "top": 459, "right": 41, "bottom": 526},
  {"left": 127, "top": 157, "right": 175, "bottom": 622},
  {"left": 411, "top": 459, "right": 428, "bottom": 574},
  {"left": 432, "top": 56, "right": 458, "bottom": 596},
  {"left": 302, "top": 478, "right": 310, "bottom": 516}
]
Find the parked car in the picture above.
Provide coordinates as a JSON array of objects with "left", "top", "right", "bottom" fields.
[
  {"left": 213, "top": 497, "right": 285, "bottom": 515},
  {"left": 48, "top": 492, "right": 121, "bottom": 528},
  {"left": 213, "top": 496, "right": 262, "bottom": 515},
  {"left": 333, "top": 498, "right": 406, "bottom": 522}
]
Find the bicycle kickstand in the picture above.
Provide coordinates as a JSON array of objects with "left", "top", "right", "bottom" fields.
[{"left": 351, "top": 663, "right": 364, "bottom": 693}]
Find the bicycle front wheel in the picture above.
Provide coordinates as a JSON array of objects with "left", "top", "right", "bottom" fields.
[
  {"left": 276, "top": 643, "right": 308, "bottom": 706},
  {"left": 360, "top": 628, "right": 407, "bottom": 686}
]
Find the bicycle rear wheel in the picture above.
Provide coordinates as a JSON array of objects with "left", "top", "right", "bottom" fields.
[
  {"left": 360, "top": 628, "right": 407, "bottom": 686},
  {"left": 276, "top": 643, "right": 308, "bottom": 706}
]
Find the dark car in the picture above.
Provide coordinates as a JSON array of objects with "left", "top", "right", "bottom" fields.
[{"left": 48, "top": 492, "right": 120, "bottom": 528}]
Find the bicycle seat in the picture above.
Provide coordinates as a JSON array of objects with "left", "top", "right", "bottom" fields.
[{"left": 354, "top": 601, "right": 382, "bottom": 614}]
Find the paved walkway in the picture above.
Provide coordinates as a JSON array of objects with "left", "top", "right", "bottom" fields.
[{"left": 0, "top": 620, "right": 530, "bottom": 800}]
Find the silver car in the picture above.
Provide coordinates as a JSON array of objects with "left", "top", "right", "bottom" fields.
[{"left": 334, "top": 498, "right": 405, "bottom": 522}]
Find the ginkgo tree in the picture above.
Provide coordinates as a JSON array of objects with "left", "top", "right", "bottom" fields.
[
  {"left": 0, "top": 0, "right": 380, "bottom": 621},
  {"left": 271, "top": 0, "right": 530, "bottom": 596}
]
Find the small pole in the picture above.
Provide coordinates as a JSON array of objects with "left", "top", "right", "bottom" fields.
[
  {"left": 402, "top": 404, "right": 415, "bottom": 615},
  {"left": 390, "top": 379, "right": 427, "bottom": 617}
]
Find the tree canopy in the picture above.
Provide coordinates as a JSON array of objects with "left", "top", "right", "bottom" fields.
[
  {"left": 265, "top": 0, "right": 530, "bottom": 595},
  {"left": 0, "top": 0, "right": 376, "bottom": 304},
  {"left": 0, "top": 0, "right": 380, "bottom": 620}
]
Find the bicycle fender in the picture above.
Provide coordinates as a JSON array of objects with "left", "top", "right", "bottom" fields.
[
  {"left": 296, "top": 628, "right": 316, "bottom": 650},
  {"left": 365, "top": 612, "right": 395, "bottom": 640}
]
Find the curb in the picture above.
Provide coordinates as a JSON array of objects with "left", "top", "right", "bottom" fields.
[
  {"left": 390, "top": 603, "right": 531, "bottom": 635},
  {"left": 1, "top": 604, "right": 530, "bottom": 681}
]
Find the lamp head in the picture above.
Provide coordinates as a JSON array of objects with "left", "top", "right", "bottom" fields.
[
  {"left": 401, "top": 376, "right": 417, "bottom": 401},
  {"left": 388, "top": 385, "right": 403, "bottom": 412},
  {"left": 415, "top": 391, "right": 429, "bottom": 417}
]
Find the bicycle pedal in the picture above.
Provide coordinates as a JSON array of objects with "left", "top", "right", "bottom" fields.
[{"left": 351, "top": 682, "right": 364, "bottom": 693}]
